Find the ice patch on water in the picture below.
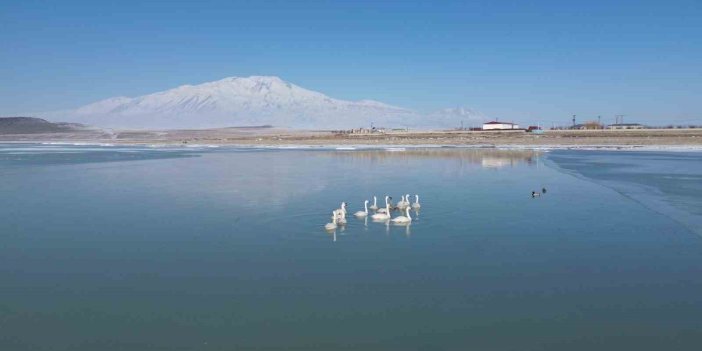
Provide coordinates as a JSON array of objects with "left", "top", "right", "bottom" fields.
[
  {"left": 39, "top": 142, "right": 115, "bottom": 147},
  {"left": 184, "top": 144, "right": 220, "bottom": 148},
  {"left": 492, "top": 144, "right": 702, "bottom": 152}
]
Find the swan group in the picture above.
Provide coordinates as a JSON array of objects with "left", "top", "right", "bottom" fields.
[{"left": 324, "top": 193, "right": 421, "bottom": 230}]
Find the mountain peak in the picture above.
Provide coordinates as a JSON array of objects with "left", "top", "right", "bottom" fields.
[
  {"left": 222, "top": 75, "right": 283, "bottom": 82},
  {"left": 432, "top": 106, "right": 482, "bottom": 116},
  {"left": 216, "top": 75, "right": 288, "bottom": 87}
]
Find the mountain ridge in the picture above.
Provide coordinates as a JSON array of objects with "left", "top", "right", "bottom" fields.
[
  {"left": 43, "top": 76, "right": 483, "bottom": 130},
  {"left": 0, "top": 117, "right": 89, "bottom": 134}
]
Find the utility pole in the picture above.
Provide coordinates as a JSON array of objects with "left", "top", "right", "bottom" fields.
[{"left": 572, "top": 115, "right": 576, "bottom": 127}]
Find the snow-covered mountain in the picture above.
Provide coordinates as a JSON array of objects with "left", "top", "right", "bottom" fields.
[{"left": 43, "top": 76, "right": 483, "bottom": 130}]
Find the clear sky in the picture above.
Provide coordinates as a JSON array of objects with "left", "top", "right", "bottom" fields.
[{"left": 1, "top": 0, "right": 701, "bottom": 126}]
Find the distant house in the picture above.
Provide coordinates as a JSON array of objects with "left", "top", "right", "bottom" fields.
[
  {"left": 572, "top": 121, "right": 604, "bottom": 130},
  {"left": 609, "top": 123, "right": 644, "bottom": 130},
  {"left": 482, "top": 121, "right": 520, "bottom": 130}
]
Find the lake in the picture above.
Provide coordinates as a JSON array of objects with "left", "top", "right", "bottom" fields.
[{"left": 1, "top": 144, "right": 701, "bottom": 350}]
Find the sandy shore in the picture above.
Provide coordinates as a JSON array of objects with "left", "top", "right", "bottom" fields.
[{"left": 2, "top": 127, "right": 702, "bottom": 149}]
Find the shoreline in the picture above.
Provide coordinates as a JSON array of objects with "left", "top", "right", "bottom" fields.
[
  {"left": 2, "top": 128, "right": 702, "bottom": 151},
  {"left": 2, "top": 141, "right": 702, "bottom": 152}
]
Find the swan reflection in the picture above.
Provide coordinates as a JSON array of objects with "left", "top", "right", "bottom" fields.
[
  {"left": 325, "top": 210, "right": 415, "bottom": 240},
  {"left": 326, "top": 225, "right": 346, "bottom": 242},
  {"left": 390, "top": 221, "right": 411, "bottom": 237}
]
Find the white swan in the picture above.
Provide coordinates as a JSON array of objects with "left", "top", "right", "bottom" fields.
[
  {"left": 411, "top": 194, "right": 421, "bottom": 209},
  {"left": 377, "top": 196, "right": 391, "bottom": 214},
  {"left": 369, "top": 196, "right": 378, "bottom": 211},
  {"left": 391, "top": 206, "right": 412, "bottom": 224},
  {"left": 371, "top": 203, "right": 391, "bottom": 220},
  {"left": 334, "top": 202, "right": 348, "bottom": 223},
  {"left": 397, "top": 194, "right": 410, "bottom": 210},
  {"left": 324, "top": 211, "right": 337, "bottom": 230},
  {"left": 396, "top": 195, "right": 405, "bottom": 208},
  {"left": 335, "top": 202, "right": 347, "bottom": 216},
  {"left": 354, "top": 200, "right": 369, "bottom": 217},
  {"left": 335, "top": 209, "right": 347, "bottom": 225}
]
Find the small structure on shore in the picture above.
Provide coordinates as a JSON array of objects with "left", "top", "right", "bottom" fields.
[
  {"left": 482, "top": 121, "right": 520, "bottom": 130},
  {"left": 571, "top": 121, "right": 604, "bottom": 130},
  {"left": 331, "top": 127, "right": 386, "bottom": 135}
]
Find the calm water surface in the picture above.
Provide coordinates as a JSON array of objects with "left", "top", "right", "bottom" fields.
[{"left": 1, "top": 144, "right": 701, "bottom": 350}]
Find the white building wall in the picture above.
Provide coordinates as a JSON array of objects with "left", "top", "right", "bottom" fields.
[
  {"left": 483, "top": 123, "right": 520, "bottom": 130},
  {"left": 609, "top": 124, "right": 644, "bottom": 130}
]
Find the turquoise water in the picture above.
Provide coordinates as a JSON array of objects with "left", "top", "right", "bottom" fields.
[{"left": 1, "top": 144, "right": 701, "bottom": 350}]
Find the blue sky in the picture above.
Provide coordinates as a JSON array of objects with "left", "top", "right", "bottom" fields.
[{"left": 1, "top": 0, "right": 701, "bottom": 125}]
